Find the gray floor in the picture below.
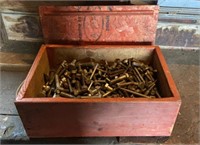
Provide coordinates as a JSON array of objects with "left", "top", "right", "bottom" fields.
[{"left": 0, "top": 49, "right": 199, "bottom": 144}]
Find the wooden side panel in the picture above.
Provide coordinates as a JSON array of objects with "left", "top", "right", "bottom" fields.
[{"left": 16, "top": 101, "right": 180, "bottom": 137}]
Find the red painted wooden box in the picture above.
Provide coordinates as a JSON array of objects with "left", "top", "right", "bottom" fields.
[{"left": 15, "top": 6, "right": 181, "bottom": 138}]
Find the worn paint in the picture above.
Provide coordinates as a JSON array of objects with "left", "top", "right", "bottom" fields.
[
  {"left": 2, "top": 13, "right": 42, "bottom": 41},
  {"left": 156, "top": 23, "right": 200, "bottom": 47}
]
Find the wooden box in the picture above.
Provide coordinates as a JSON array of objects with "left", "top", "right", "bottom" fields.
[{"left": 15, "top": 6, "right": 181, "bottom": 138}]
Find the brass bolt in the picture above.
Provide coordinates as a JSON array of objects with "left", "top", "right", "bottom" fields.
[
  {"left": 60, "top": 91, "right": 75, "bottom": 98},
  {"left": 117, "top": 81, "right": 139, "bottom": 87},
  {"left": 67, "top": 78, "right": 73, "bottom": 93},
  {"left": 102, "top": 91, "right": 113, "bottom": 98},
  {"left": 110, "top": 73, "right": 129, "bottom": 84},
  {"left": 55, "top": 60, "right": 67, "bottom": 74},
  {"left": 104, "top": 83, "right": 113, "bottom": 91},
  {"left": 68, "top": 59, "right": 77, "bottom": 70},
  {"left": 119, "top": 87, "right": 150, "bottom": 98},
  {"left": 90, "top": 63, "right": 99, "bottom": 80}
]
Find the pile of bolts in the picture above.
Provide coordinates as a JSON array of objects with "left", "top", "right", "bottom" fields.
[{"left": 40, "top": 58, "right": 161, "bottom": 98}]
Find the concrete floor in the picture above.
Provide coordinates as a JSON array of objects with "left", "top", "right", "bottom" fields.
[{"left": 0, "top": 48, "right": 199, "bottom": 144}]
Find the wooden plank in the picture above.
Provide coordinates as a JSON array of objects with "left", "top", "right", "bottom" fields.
[
  {"left": 1, "top": 12, "right": 42, "bottom": 41},
  {"left": 158, "top": 0, "right": 200, "bottom": 8},
  {"left": 0, "top": 1, "right": 85, "bottom": 13},
  {"left": 156, "top": 23, "right": 200, "bottom": 47},
  {"left": 159, "top": 7, "right": 200, "bottom": 15},
  {"left": 0, "top": 14, "right": 7, "bottom": 48},
  {"left": 0, "top": 0, "right": 143, "bottom": 13},
  {"left": 0, "top": 71, "right": 28, "bottom": 115}
]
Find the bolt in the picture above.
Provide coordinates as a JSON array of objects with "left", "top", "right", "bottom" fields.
[
  {"left": 71, "top": 69, "right": 77, "bottom": 84},
  {"left": 68, "top": 59, "right": 77, "bottom": 70},
  {"left": 53, "top": 92, "right": 57, "bottom": 98},
  {"left": 47, "top": 87, "right": 55, "bottom": 97},
  {"left": 102, "top": 91, "right": 113, "bottom": 98},
  {"left": 64, "top": 71, "right": 71, "bottom": 79},
  {"left": 79, "top": 95, "right": 101, "bottom": 99},
  {"left": 42, "top": 85, "right": 50, "bottom": 92},
  {"left": 117, "top": 81, "right": 139, "bottom": 87},
  {"left": 43, "top": 74, "right": 49, "bottom": 84},
  {"left": 110, "top": 73, "right": 129, "bottom": 84},
  {"left": 90, "top": 63, "right": 99, "bottom": 80},
  {"left": 55, "top": 60, "right": 67, "bottom": 74},
  {"left": 89, "top": 88, "right": 99, "bottom": 96},
  {"left": 48, "top": 71, "right": 55, "bottom": 85},
  {"left": 109, "top": 69, "right": 125, "bottom": 78},
  {"left": 60, "top": 91, "right": 75, "bottom": 98},
  {"left": 80, "top": 62, "right": 95, "bottom": 68},
  {"left": 144, "top": 82, "right": 156, "bottom": 96},
  {"left": 88, "top": 80, "right": 94, "bottom": 91},
  {"left": 81, "top": 73, "right": 88, "bottom": 89},
  {"left": 132, "top": 69, "right": 142, "bottom": 82},
  {"left": 76, "top": 80, "right": 81, "bottom": 89},
  {"left": 133, "top": 67, "right": 145, "bottom": 83},
  {"left": 104, "top": 83, "right": 113, "bottom": 91},
  {"left": 119, "top": 87, "right": 150, "bottom": 98},
  {"left": 67, "top": 78, "right": 73, "bottom": 93},
  {"left": 55, "top": 74, "right": 60, "bottom": 88},
  {"left": 155, "top": 89, "right": 161, "bottom": 98}
]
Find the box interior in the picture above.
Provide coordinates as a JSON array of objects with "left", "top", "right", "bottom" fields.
[{"left": 23, "top": 45, "right": 173, "bottom": 98}]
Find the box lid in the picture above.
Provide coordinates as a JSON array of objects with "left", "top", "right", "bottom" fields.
[{"left": 39, "top": 5, "right": 159, "bottom": 45}]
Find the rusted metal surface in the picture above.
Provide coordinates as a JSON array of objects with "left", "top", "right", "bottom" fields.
[{"left": 39, "top": 6, "right": 159, "bottom": 44}]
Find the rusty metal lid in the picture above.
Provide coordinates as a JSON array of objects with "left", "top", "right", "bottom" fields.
[{"left": 39, "top": 5, "right": 159, "bottom": 45}]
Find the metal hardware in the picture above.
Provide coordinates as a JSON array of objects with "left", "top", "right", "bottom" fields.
[{"left": 40, "top": 58, "right": 161, "bottom": 99}]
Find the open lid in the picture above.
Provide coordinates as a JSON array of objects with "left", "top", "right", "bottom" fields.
[{"left": 39, "top": 5, "right": 159, "bottom": 45}]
